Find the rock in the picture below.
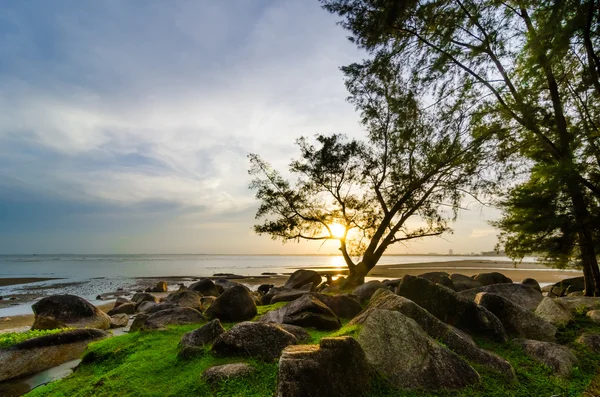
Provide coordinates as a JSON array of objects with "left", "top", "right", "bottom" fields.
[
  {"left": 352, "top": 289, "right": 515, "bottom": 379},
  {"left": 144, "top": 303, "right": 178, "bottom": 314},
  {"left": 271, "top": 292, "right": 361, "bottom": 319},
  {"left": 270, "top": 290, "right": 310, "bottom": 304},
  {"left": 283, "top": 269, "right": 322, "bottom": 291},
  {"left": 31, "top": 294, "right": 111, "bottom": 330},
  {"left": 382, "top": 279, "right": 402, "bottom": 289},
  {"left": 113, "top": 297, "right": 132, "bottom": 309},
  {"left": 180, "top": 319, "right": 225, "bottom": 347},
  {"left": 568, "top": 291, "right": 585, "bottom": 297},
  {"left": 418, "top": 272, "right": 454, "bottom": 289},
  {"left": 277, "top": 324, "right": 311, "bottom": 343},
  {"left": 162, "top": 290, "right": 202, "bottom": 311},
  {"left": 352, "top": 281, "right": 388, "bottom": 303},
  {"left": 259, "top": 294, "right": 341, "bottom": 330},
  {"left": 136, "top": 301, "right": 157, "bottom": 313},
  {"left": 474, "top": 292, "right": 556, "bottom": 342},
  {"left": 131, "top": 292, "right": 159, "bottom": 305},
  {"left": 205, "top": 285, "right": 257, "bottom": 322},
  {"left": 189, "top": 279, "right": 220, "bottom": 297},
  {"left": 203, "top": 363, "right": 255, "bottom": 383},
  {"left": 514, "top": 339, "right": 578, "bottom": 377},
  {"left": 577, "top": 333, "right": 600, "bottom": 353},
  {"left": 0, "top": 329, "right": 108, "bottom": 382},
  {"left": 200, "top": 296, "right": 216, "bottom": 311},
  {"left": 450, "top": 274, "right": 482, "bottom": 292},
  {"left": 522, "top": 278, "right": 541, "bottom": 292},
  {"left": 257, "top": 284, "right": 274, "bottom": 295},
  {"left": 142, "top": 307, "right": 206, "bottom": 330},
  {"left": 212, "top": 322, "right": 296, "bottom": 361},
  {"left": 459, "top": 283, "right": 543, "bottom": 311},
  {"left": 107, "top": 302, "right": 136, "bottom": 316},
  {"left": 110, "top": 313, "right": 129, "bottom": 328},
  {"left": 546, "top": 276, "right": 584, "bottom": 297},
  {"left": 129, "top": 314, "right": 150, "bottom": 332},
  {"left": 213, "top": 278, "right": 245, "bottom": 291},
  {"left": 277, "top": 337, "right": 373, "bottom": 397},
  {"left": 534, "top": 297, "right": 573, "bottom": 328},
  {"left": 473, "top": 272, "right": 513, "bottom": 286},
  {"left": 396, "top": 275, "right": 506, "bottom": 341},
  {"left": 354, "top": 309, "right": 480, "bottom": 390},
  {"left": 555, "top": 297, "right": 600, "bottom": 314},
  {"left": 153, "top": 281, "right": 168, "bottom": 292},
  {"left": 587, "top": 310, "right": 600, "bottom": 323}
]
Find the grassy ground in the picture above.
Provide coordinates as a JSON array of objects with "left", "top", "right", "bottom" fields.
[
  {"left": 0, "top": 328, "right": 72, "bottom": 348},
  {"left": 24, "top": 306, "right": 600, "bottom": 397}
]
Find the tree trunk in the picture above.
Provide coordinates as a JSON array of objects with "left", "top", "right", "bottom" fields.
[
  {"left": 567, "top": 178, "right": 600, "bottom": 296},
  {"left": 344, "top": 261, "right": 373, "bottom": 287}
]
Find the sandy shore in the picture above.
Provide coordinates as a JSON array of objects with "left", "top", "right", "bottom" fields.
[{"left": 0, "top": 278, "right": 63, "bottom": 287}]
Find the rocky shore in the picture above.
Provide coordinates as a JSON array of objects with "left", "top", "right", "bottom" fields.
[{"left": 1, "top": 268, "right": 599, "bottom": 396}]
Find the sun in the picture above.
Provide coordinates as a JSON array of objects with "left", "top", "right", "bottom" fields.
[{"left": 328, "top": 223, "right": 346, "bottom": 239}]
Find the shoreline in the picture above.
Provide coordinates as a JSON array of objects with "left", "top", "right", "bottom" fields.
[{"left": 0, "top": 278, "right": 63, "bottom": 287}]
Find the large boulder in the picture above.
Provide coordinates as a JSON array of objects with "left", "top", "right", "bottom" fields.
[
  {"left": 142, "top": 307, "right": 205, "bottom": 330},
  {"left": 534, "top": 297, "right": 574, "bottom": 328},
  {"left": 259, "top": 294, "right": 341, "bottom": 330},
  {"left": 514, "top": 339, "right": 577, "bottom": 377},
  {"left": 162, "top": 290, "right": 202, "bottom": 311},
  {"left": 205, "top": 285, "right": 257, "bottom": 322},
  {"left": 577, "top": 333, "right": 600, "bottom": 354},
  {"left": 277, "top": 337, "right": 373, "bottom": 397},
  {"left": 131, "top": 292, "right": 159, "bottom": 305},
  {"left": 352, "top": 289, "right": 514, "bottom": 379},
  {"left": 189, "top": 279, "right": 220, "bottom": 297},
  {"left": 554, "top": 297, "right": 600, "bottom": 314},
  {"left": 109, "top": 313, "right": 129, "bottom": 329},
  {"left": 473, "top": 272, "right": 513, "bottom": 286},
  {"left": 474, "top": 292, "right": 556, "bottom": 342},
  {"left": 203, "top": 363, "right": 256, "bottom": 384},
  {"left": 31, "top": 295, "right": 111, "bottom": 330},
  {"left": 521, "top": 278, "right": 541, "bottom": 292},
  {"left": 545, "top": 276, "right": 584, "bottom": 297},
  {"left": 450, "top": 274, "right": 482, "bottom": 292},
  {"left": 418, "top": 272, "right": 454, "bottom": 289},
  {"left": 396, "top": 275, "right": 506, "bottom": 341},
  {"left": 284, "top": 270, "right": 322, "bottom": 290},
  {"left": 352, "top": 281, "right": 388, "bottom": 303},
  {"left": 0, "top": 329, "right": 108, "bottom": 382},
  {"left": 459, "top": 283, "right": 543, "bottom": 311},
  {"left": 107, "top": 302, "right": 136, "bottom": 316},
  {"left": 587, "top": 310, "right": 600, "bottom": 324},
  {"left": 262, "top": 285, "right": 312, "bottom": 305},
  {"left": 271, "top": 292, "right": 361, "bottom": 319},
  {"left": 136, "top": 300, "right": 158, "bottom": 313},
  {"left": 129, "top": 313, "right": 149, "bottom": 332},
  {"left": 180, "top": 319, "right": 225, "bottom": 347},
  {"left": 212, "top": 322, "right": 296, "bottom": 361},
  {"left": 152, "top": 281, "right": 168, "bottom": 292},
  {"left": 354, "top": 309, "right": 480, "bottom": 390}
]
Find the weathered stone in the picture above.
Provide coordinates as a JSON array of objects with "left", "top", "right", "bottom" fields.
[
  {"left": 396, "top": 275, "right": 506, "bottom": 341},
  {"left": 257, "top": 284, "right": 274, "bottom": 295},
  {"left": 136, "top": 301, "right": 157, "bottom": 313},
  {"left": 203, "top": 363, "right": 255, "bottom": 383},
  {"left": 109, "top": 313, "right": 129, "bottom": 328},
  {"left": 459, "top": 283, "right": 543, "bottom": 311},
  {"left": 473, "top": 272, "right": 513, "bottom": 286},
  {"left": 259, "top": 294, "right": 341, "bottom": 330},
  {"left": 284, "top": 269, "right": 322, "bottom": 291},
  {"left": 277, "top": 324, "right": 311, "bottom": 342},
  {"left": 577, "top": 333, "right": 600, "bottom": 354},
  {"left": 352, "top": 289, "right": 515, "bottom": 379},
  {"left": 142, "top": 307, "right": 205, "bottom": 330},
  {"left": 514, "top": 339, "right": 577, "bottom": 377},
  {"left": 450, "top": 274, "right": 483, "bottom": 292},
  {"left": 180, "top": 319, "right": 225, "bottom": 347},
  {"left": 522, "top": 278, "right": 541, "bottom": 292},
  {"left": 31, "top": 294, "right": 111, "bottom": 330},
  {"left": 131, "top": 292, "right": 159, "bottom": 305},
  {"left": 587, "top": 310, "right": 600, "bottom": 323},
  {"left": 0, "top": 329, "right": 108, "bottom": 382},
  {"left": 270, "top": 292, "right": 361, "bottom": 319},
  {"left": 205, "top": 285, "right": 257, "bottom": 322},
  {"left": 277, "top": 337, "right": 373, "bottom": 397},
  {"left": 555, "top": 297, "right": 600, "bottom": 314},
  {"left": 107, "top": 302, "right": 136, "bottom": 316},
  {"left": 475, "top": 292, "right": 556, "bottom": 342},
  {"left": 418, "top": 272, "right": 454, "bottom": 289},
  {"left": 113, "top": 297, "right": 132, "bottom": 309},
  {"left": 534, "top": 297, "right": 573, "bottom": 328},
  {"left": 352, "top": 281, "right": 388, "bottom": 303},
  {"left": 354, "top": 309, "right": 480, "bottom": 390},
  {"left": 200, "top": 296, "right": 216, "bottom": 311},
  {"left": 212, "top": 322, "right": 296, "bottom": 361},
  {"left": 189, "top": 279, "right": 220, "bottom": 297},
  {"left": 213, "top": 278, "right": 246, "bottom": 292},
  {"left": 546, "top": 276, "right": 584, "bottom": 297},
  {"left": 153, "top": 281, "right": 168, "bottom": 292},
  {"left": 129, "top": 314, "right": 150, "bottom": 332},
  {"left": 163, "top": 290, "right": 202, "bottom": 311}
]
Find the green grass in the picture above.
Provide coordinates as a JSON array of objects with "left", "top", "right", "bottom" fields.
[
  {"left": 0, "top": 328, "right": 72, "bottom": 349},
  {"left": 24, "top": 304, "right": 600, "bottom": 397}
]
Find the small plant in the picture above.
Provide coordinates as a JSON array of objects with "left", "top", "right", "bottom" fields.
[{"left": 0, "top": 328, "right": 71, "bottom": 349}]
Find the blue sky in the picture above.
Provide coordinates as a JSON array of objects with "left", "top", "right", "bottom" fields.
[{"left": 0, "top": 0, "right": 500, "bottom": 254}]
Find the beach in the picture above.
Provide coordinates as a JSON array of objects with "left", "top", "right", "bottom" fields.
[{"left": 0, "top": 258, "right": 581, "bottom": 332}]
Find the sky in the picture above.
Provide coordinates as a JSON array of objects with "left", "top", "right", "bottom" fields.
[{"left": 0, "top": 0, "right": 502, "bottom": 255}]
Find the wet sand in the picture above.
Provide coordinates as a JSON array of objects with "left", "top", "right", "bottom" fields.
[{"left": 0, "top": 278, "right": 63, "bottom": 287}]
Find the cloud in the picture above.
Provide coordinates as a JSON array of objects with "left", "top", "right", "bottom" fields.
[{"left": 470, "top": 229, "right": 498, "bottom": 239}]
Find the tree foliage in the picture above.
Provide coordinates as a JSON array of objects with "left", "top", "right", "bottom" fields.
[{"left": 249, "top": 60, "right": 484, "bottom": 284}]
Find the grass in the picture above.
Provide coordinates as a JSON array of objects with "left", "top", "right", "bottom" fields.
[
  {"left": 0, "top": 328, "right": 72, "bottom": 349},
  {"left": 24, "top": 304, "right": 600, "bottom": 397}
]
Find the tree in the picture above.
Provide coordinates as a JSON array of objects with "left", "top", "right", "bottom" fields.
[
  {"left": 321, "top": 0, "right": 600, "bottom": 295},
  {"left": 249, "top": 61, "right": 484, "bottom": 286}
]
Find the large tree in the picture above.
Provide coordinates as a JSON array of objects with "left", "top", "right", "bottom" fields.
[
  {"left": 249, "top": 61, "right": 484, "bottom": 286},
  {"left": 321, "top": 0, "right": 600, "bottom": 295}
]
